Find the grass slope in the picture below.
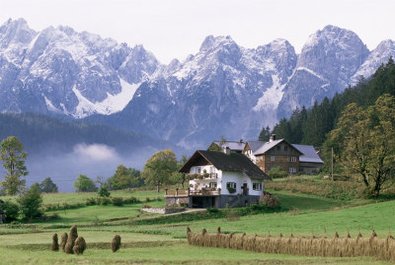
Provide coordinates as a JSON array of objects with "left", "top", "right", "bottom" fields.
[{"left": 0, "top": 190, "right": 394, "bottom": 264}]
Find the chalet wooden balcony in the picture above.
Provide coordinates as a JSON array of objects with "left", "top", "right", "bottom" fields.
[
  {"left": 164, "top": 188, "right": 221, "bottom": 197},
  {"left": 190, "top": 188, "right": 220, "bottom": 196},
  {"left": 188, "top": 172, "right": 218, "bottom": 180}
]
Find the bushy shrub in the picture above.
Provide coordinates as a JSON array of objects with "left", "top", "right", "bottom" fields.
[
  {"left": 259, "top": 193, "right": 280, "bottom": 209},
  {"left": 43, "top": 202, "right": 86, "bottom": 211},
  {"left": 85, "top": 197, "right": 97, "bottom": 206},
  {"left": 111, "top": 197, "right": 124, "bottom": 206},
  {"left": 207, "top": 208, "right": 219, "bottom": 214},
  {"left": 1, "top": 200, "right": 19, "bottom": 222},
  {"left": 267, "top": 166, "right": 288, "bottom": 179},
  {"left": 17, "top": 184, "right": 43, "bottom": 221},
  {"left": 97, "top": 197, "right": 111, "bottom": 205},
  {"left": 226, "top": 187, "right": 236, "bottom": 194},
  {"left": 97, "top": 185, "right": 110, "bottom": 197},
  {"left": 123, "top": 196, "right": 140, "bottom": 204}
]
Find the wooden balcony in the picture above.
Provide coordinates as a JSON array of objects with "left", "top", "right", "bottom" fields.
[
  {"left": 164, "top": 188, "right": 221, "bottom": 197},
  {"left": 188, "top": 173, "right": 218, "bottom": 180},
  {"left": 190, "top": 188, "right": 220, "bottom": 196}
]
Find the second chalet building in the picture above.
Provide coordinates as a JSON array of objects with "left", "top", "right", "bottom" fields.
[
  {"left": 166, "top": 136, "right": 323, "bottom": 209},
  {"left": 211, "top": 135, "right": 324, "bottom": 174}
]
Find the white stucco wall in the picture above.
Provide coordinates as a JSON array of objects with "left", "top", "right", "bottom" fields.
[
  {"left": 188, "top": 166, "right": 263, "bottom": 196},
  {"left": 219, "top": 171, "right": 263, "bottom": 196}
]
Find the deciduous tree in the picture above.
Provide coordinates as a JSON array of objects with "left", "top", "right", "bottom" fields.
[
  {"left": 74, "top": 175, "right": 97, "bottom": 192},
  {"left": 142, "top": 149, "right": 178, "bottom": 192},
  {"left": 327, "top": 95, "right": 395, "bottom": 196},
  {"left": 107, "top": 165, "right": 141, "bottom": 190},
  {"left": 0, "top": 136, "right": 28, "bottom": 195},
  {"left": 39, "top": 177, "right": 58, "bottom": 193},
  {"left": 17, "top": 183, "right": 43, "bottom": 221}
]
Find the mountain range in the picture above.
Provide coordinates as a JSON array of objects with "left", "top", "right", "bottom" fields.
[{"left": 1, "top": 18, "right": 395, "bottom": 149}]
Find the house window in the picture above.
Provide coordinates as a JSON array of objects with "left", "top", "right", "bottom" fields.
[
  {"left": 284, "top": 146, "right": 288, "bottom": 151},
  {"left": 252, "top": 182, "right": 262, "bottom": 191},
  {"left": 289, "top": 156, "right": 297, "bottom": 162},
  {"left": 276, "top": 145, "right": 281, "bottom": 151},
  {"left": 289, "top": 167, "right": 297, "bottom": 174},
  {"left": 226, "top": 182, "right": 236, "bottom": 189},
  {"left": 209, "top": 182, "right": 217, "bottom": 189},
  {"left": 197, "top": 167, "right": 201, "bottom": 174},
  {"left": 270, "top": 156, "right": 276, "bottom": 162},
  {"left": 226, "top": 182, "right": 237, "bottom": 193}
]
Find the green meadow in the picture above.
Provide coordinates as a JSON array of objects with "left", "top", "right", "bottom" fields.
[{"left": 0, "top": 189, "right": 394, "bottom": 265}]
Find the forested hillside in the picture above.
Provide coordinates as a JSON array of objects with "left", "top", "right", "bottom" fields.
[{"left": 270, "top": 58, "right": 395, "bottom": 148}]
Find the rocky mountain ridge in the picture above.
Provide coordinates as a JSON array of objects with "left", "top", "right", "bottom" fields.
[{"left": 1, "top": 19, "right": 395, "bottom": 148}]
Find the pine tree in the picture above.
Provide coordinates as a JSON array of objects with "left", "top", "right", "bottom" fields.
[{"left": 258, "top": 126, "right": 271, "bottom": 141}]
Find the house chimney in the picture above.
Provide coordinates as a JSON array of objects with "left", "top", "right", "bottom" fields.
[
  {"left": 269, "top": 134, "right": 276, "bottom": 142},
  {"left": 224, "top": 146, "right": 231, "bottom": 155}
]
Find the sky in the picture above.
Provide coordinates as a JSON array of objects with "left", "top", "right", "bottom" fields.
[{"left": 1, "top": 0, "right": 394, "bottom": 64}]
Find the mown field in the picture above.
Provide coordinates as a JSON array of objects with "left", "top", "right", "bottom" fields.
[{"left": 0, "top": 187, "right": 394, "bottom": 265}]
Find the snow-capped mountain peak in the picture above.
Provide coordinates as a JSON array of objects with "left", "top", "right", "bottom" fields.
[
  {"left": 0, "top": 18, "right": 160, "bottom": 117},
  {"left": 1, "top": 19, "right": 395, "bottom": 149},
  {"left": 351, "top": 39, "right": 395, "bottom": 84}
]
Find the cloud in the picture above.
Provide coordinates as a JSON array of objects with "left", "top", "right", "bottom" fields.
[
  {"left": 72, "top": 143, "right": 120, "bottom": 162},
  {"left": 24, "top": 143, "right": 155, "bottom": 192}
]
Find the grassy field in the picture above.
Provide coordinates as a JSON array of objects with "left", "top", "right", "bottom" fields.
[{"left": 0, "top": 189, "right": 394, "bottom": 264}]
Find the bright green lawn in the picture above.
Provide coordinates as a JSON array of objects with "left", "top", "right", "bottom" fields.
[
  {"left": 0, "top": 242, "right": 390, "bottom": 265},
  {"left": 1, "top": 190, "right": 394, "bottom": 264},
  {"left": 125, "top": 199, "right": 395, "bottom": 239},
  {"left": 0, "top": 190, "right": 164, "bottom": 205},
  {"left": 274, "top": 191, "right": 347, "bottom": 211},
  {"left": 42, "top": 190, "right": 163, "bottom": 205}
]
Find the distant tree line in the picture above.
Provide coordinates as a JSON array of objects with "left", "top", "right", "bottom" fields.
[
  {"left": 259, "top": 58, "right": 395, "bottom": 196},
  {"left": 265, "top": 58, "right": 395, "bottom": 148}
]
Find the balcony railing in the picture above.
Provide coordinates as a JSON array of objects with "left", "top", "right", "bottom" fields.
[
  {"left": 188, "top": 173, "right": 218, "bottom": 180},
  {"left": 165, "top": 188, "right": 221, "bottom": 197},
  {"left": 164, "top": 188, "right": 188, "bottom": 196}
]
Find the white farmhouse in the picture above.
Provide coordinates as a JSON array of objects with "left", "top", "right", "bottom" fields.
[{"left": 167, "top": 149, "right": 270, "bottom": 208}]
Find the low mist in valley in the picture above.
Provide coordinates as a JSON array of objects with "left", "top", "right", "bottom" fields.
[{"left": 21, "top": 143, "right": 156, "bottom": 192}]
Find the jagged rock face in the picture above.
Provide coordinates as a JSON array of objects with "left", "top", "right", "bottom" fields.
[
  {"left": 0, "top": 18, "right": 160, "bottom": 117},
  {"left": 1, "top": 20, "right": 395, "bottom": 149},
  {"left": 277, "top": 25, "right": 370, "bottom": 118},
  {"left": 351, "top": 39, "right": 395, "bottom": 84},
  {"left": 115, "top": 36, "right": 297, "bottom": 148}
]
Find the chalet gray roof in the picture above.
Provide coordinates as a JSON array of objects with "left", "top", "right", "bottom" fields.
[
  {"left": 212, "top": 140, "right": 246, "bottom": 151},
  {"left": 180, "top": 150, "right": 270, "bottom": 180},
  {"left": 246, "top": 140, "right": 265, "bottom": 153},
  {"left": 292, "top": 144, "right": 324, "bottom": 164},
  {"left": 254, "top": 139, "right": 285, "bottom": 155}
]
